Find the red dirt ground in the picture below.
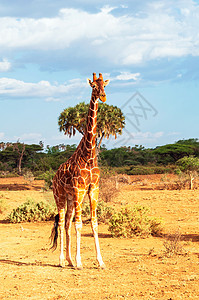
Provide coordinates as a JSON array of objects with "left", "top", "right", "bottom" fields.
[{"left": 0, "top": 175, "right": 199, "bottom": 299}]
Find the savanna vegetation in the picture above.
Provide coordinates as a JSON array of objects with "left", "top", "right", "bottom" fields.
[{"left": 0, "top": 138, "right": 198, "bottom": 179}]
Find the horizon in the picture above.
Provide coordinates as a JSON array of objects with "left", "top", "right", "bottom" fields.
[{"left": 0, "top": 137, "right": 198, "bottom": 151}]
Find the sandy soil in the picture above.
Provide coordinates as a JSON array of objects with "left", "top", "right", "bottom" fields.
[{"left": 0, "top": 176, "right": 199, "bottom": 300}]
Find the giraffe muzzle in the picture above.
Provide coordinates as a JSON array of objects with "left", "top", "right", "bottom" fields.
[{"left": 99, "top": 94, "right": 106, "bottom": 102}]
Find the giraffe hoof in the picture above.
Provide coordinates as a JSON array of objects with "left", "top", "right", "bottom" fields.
[
  {"left": 100, "top": 263, "right": 106, "bottom": 269},
  {"left": 76, "top": 265, "right": 83, "bottom": 270},
  {"left": 67, "top": 263, "right": 75, "bottom": 269},
  {"left": 59, "top": 260, "right": 65, "bottom": 268},
  {"left": 66, "top": 259, "right": 74, "bottom": 268}
]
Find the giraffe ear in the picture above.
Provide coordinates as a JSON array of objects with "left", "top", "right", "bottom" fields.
[
  {"left": 104, "top": 79, "right": 110, "bottom": 87},
  {"left": 87, "top": 78, "right": 92, "bottom": 86},
  {"left": 87, "top": 78, "right": 97, "bottom": 88}
]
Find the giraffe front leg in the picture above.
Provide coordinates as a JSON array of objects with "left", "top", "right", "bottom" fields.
[
  {"left": 59, "top": 208, "right": 65, "bottom": 267},
  {"left": 88, "top": 187, "right": 106, "bottom": 269},
  {"left": 65, "top": 199, "right": 75, "bottom": 267},
  {"left": 74, "top": 191, "right": 85, "bottom": 270},
  {"left": 75, "top": 220, "right": 83, "bottom": 270}
]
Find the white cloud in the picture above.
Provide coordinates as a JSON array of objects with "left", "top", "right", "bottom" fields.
[
  {"left": 107, "top": 131, "right": 164, "bottom": 147},
  {"left": 100, "top": 5, "right": 117, "bottom": 14},
  {"left": 0, "top": 77, "right": 87, "bottom": 100},
  {"left": 51, "top": 131, "right": 82, "bottom": 143},
  {"left": 45, "top": 97, "right": 60, "bottom": 102},
  {"left": 0, "top": 7, "right": 123, "bottom": 50},
  {"left": 133, "top": 132, "right": 164, "bottom": 139},
  {"left": 0, "top": 58, "right": 11, "bottom": 72},
  {"left": 115, "top": 72, "right": 140, "bottom": 81},
  {"left": 0, "top": 132, "right": 5, "bottom": 139},
  {"left": 167, "top": 132, "right": 180, "bottom": 136},
  {"left": 13, "top": 133, "right": 42, "bottom": 143},
  {"left": 0, "top": 3, "right": 198, "bottom": 65}
]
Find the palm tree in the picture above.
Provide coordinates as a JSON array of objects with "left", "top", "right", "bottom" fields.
[{"left": 58, "top": 102, "right": 125, "bottom": 150}]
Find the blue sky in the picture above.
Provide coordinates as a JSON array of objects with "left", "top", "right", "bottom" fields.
[{"left": 0, "top": 0, "right": 199, "bottom": 149}]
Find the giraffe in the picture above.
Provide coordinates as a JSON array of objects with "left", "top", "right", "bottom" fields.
[{"left": 51, "top": 73, "right": 110, "bottom": 269}]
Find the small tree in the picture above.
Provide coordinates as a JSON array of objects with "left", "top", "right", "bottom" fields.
[
  {"left": 58, "top": 102, "right": 125, "bottom": 150},
  {"left": 0, "top": 142, "right": 25, "bottom": 174},
  {"left": 176, "top": 156, "right": 199, "bottom": 189}
]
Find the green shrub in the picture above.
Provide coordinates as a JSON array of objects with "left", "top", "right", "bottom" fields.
[
  {"left": 100, "top": 166, "right": 117, "bottom": 178},
  {"left": 82, "top": 200, "right": 115, "bottom": 224},
  {"left": 36, "top": 170, "right": 55, "bottom": 189},
  {"left": 112, "top": 166, "right": 131, "bottom": 174},
  {"left": 111, "top": 165, "right": 174, "bottom": 175},
  {"left": 7, "top": 198, "right": 56, "bottom": 223},
  {"left": 23, "top": 169, "right": 34, "bottom": 183},
  {"left": 82, "top": 199, "right": 90, "bottom": 218},
  {"left": 0, "top": 162, "right": 12, "bottom": 172},
  {"left": 127, "top": 165, "right": 173, "bottom": 175},
  {"left": 0, "top": 171, "right": 19, "bottom": 178},
  {"left": 108, "top": 205, "right": 163, "bottom": 238},
  {"left": 96, "top": 201, "right": 115, "bottom": 223}
]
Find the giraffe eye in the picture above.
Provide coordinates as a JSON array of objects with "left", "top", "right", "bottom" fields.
[{"left": 92, "top": 83, "right": 97, "bottom": 89}]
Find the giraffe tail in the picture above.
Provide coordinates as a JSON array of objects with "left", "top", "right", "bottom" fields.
[{"left": 50, "top": 214, "right": 59, "bottom": 251}]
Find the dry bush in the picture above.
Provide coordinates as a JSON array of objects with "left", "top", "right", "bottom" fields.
[
  {"left": 160, "top": 173, "right": 189, "bottom": 190},
  {"left": 0, "top": 198, "right": 7, "bottom": 214},
  {"left": 163, "top": 230, "right": 184, "bottom": 256},
  {"left": 117, "top": 174, "right": 130, "bottom": 184},
  {"left": 160, "top": 174, "right": 172, "bottom": 189},
  {"left": 173, "top": 173, "right": 190, "bottom": 190},
  {"left": 99, "top": 177, "right": 119, "bottom": 203}
]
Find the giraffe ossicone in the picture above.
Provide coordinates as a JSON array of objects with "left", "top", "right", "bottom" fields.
[{"left": 51, "top": 73, "right": 110, "bottom": 269}]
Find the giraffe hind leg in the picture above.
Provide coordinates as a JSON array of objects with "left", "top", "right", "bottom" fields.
[
  {"left": 74, "top": 191, "right": 86, "bottom": 270},
  {"left": 58, "top": 208, "right": 65, "bottom": 267}
]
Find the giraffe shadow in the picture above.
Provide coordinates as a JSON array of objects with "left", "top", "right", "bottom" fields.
[
  {"left": 159, "top": 233, "right": 199, "bottom": 243},
  {"left": 0, "top": 259, "right": 59, "bottom": 268},
  {"left": 0, "top": 184, "right": 41, "bottom": 191},
  {"left": 82, "top": 233, "right": 112, "bottom": 239},
  {"left": 0, "top": 259, "right": 100, "bottom": 270},
  {"left": 180, "top": 234, "right": 199, "bottom": 242},
  {"left": 0, "top": 219, "right": 9, "bottom": 224}
]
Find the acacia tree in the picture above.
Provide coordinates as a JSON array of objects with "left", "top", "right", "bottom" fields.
[
  {"left": 13, "top": 142, "right": 26, "bottom": 175},
  {"left": 153, "top": 143, "right": 195, "bottom": 164},
  {"left": 176, "top": 156, "right": 199, "bottom": 190},
  {"left": 0, "top": 142, "right": 43, "bottom": 175},
  {"left": 58, "top": 102, "right": 125, "bottom": 150}
]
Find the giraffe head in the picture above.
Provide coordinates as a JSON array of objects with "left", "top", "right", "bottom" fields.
[{"left": 87, "top": 73, "right": 110, "bottom": 102}]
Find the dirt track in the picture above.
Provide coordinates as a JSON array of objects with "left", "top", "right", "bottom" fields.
[{"left": 0, "top": 176, "right": 199, "bottom": 299}]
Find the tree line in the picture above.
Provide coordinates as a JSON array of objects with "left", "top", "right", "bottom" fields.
[{"left": 0, "top": 138, "right": 198, "bottom": 177}]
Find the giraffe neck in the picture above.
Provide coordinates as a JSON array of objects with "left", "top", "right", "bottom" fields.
[{"left": 81, "top": 94, "right": 98, "bottom": 159}]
